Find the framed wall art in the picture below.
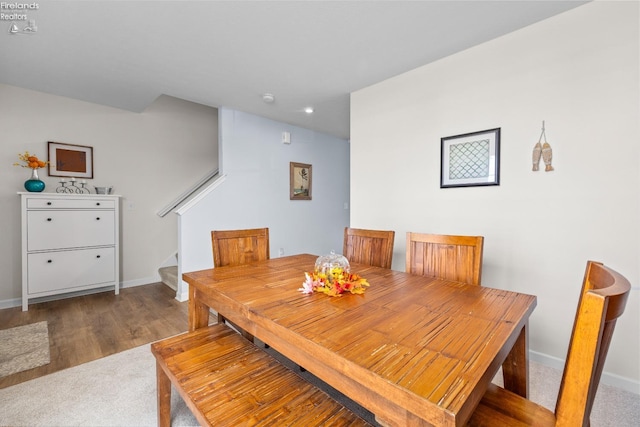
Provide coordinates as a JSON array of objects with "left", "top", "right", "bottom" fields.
[
  {"left": 48, "top": 141, "right": 94, "bottom": 179},
  {"left": 289, "top": 162, "right": 312, "bottom": 200},
  {"left": 440, "top": 128, "right": 500, "bottom": 188}
]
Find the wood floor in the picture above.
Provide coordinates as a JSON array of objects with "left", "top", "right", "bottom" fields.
[{"left": 0, "top": 283, "right": 194, "bottom": 389}]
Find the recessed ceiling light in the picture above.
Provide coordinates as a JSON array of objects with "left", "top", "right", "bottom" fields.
[
  {"left": 304, "top": 107, "right": 314, "bottom": 114},
  {"left": 262, "top": 93, "right": 275, "bottom": 104}
]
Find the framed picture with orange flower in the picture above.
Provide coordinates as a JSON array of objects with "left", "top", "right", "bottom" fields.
[
  {"left": 289, "top": 162, "right": 312, "bottom": 200},
  {"left": 48, "top": 141, "right": 94, "bottom": 179}
]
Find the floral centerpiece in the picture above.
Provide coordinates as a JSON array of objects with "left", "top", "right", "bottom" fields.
[
  {"left": 299, "top": 251, "right": 370, "bottom": 297},
  {"left": 299, "top": 268, "right": 370, "bottom": 297}
]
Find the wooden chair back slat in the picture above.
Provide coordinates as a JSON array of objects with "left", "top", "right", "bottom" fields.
[
  {"left": 406, "top": 232, "right": 484, "bottom": 286},
  {"left": 343, "top": 227, "right": 395, "bottom": 269},
  {"left": 211, "top": 228, "right": 270, "bottom": 268}
]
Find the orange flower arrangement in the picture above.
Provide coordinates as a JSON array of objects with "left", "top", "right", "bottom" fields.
[
  {"left": 299, "top": 267, "right": 370, "bottom": 297},
  {"left": 14, "top": 151, "right": 48, "bottom": 169}
]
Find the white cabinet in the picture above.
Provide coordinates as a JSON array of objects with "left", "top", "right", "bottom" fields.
[{"left": 20, "top": 193, "right": 120, "bottom": 311}]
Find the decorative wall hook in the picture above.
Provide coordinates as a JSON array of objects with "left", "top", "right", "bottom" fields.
[{"left": 532, "top": 121, "right": 553, "bottom": 172}]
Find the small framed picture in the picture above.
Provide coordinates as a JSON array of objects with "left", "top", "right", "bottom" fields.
[
  {"left": 441, "top": 128, "right": 500, "bottom": 188},
  {"left": 48, "top": 141, "right": 94, "bottom": 179},
  {"left": 290, "top": 162, "right": 312, "bottom": 200}
]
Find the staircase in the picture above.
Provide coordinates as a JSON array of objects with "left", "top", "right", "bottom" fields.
[{"left": 159, "top": 266, "right": 178, "bottom": 291}]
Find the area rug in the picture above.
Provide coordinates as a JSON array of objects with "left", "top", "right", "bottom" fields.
[
  {"left": 0, "top": 321, "right": 50, "bottom": 378},
  {"left": 0, "top": 343, "right": 199, "bottom": 426}
]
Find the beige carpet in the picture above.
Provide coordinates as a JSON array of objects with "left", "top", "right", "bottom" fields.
[
  {"left": 0, "top": 341, "right": 637, "bottom": 426},
  {"left": 0, "top": 321, "right": 50, "bottom": 379}
]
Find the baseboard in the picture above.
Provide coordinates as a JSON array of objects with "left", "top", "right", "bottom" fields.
[
  {"left": 0, "top": 286, "right": 122, "bottom": 310},
  {"left": 0, "top": 297, "right": 21, "bottom": 310},
  {"left": 0, "top": 275, "right": 164, "bottom": 310},
  {"left": 120, "top": 275, "right": 161, "bottom": 289},
  {"left": 175, "top": 281, "right": 189, "bottom": 302},
  {"left": 530, "top": 350, "right": 639, "bottom": 395}
]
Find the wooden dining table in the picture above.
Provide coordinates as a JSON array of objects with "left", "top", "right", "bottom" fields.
[{"left": 183, "top": 254, "right": 537, "bottom": 427}]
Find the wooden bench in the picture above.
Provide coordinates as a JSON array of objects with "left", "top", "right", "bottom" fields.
[{"left": 151, "top": 323, "right": 373, "bottom": 426}]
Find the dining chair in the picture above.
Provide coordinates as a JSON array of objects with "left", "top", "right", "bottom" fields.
[
  {"left": 406, "top": 232, "right": 484, "bottom": 285},
  {"left": 343, "top": 227, "right": 395, "bottom": 269},
  {"left": 211, "top": 228, "right": 270, "bottom": 339},
  {"left": 469, "top": 260, "right": 631, "bottom": 427},
  {"left": 211, "top": 227, "right": 270, "bottom": 269}
]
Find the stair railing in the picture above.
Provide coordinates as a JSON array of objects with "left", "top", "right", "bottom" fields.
[{"left": 157, "top": 168, "right": 220, "bottom": 217}]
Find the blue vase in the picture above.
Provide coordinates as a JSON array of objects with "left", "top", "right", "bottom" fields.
[{"left": 24, "top": 168, "right": 45, "bottom": 192}]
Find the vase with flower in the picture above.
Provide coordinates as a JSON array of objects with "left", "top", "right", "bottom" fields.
[
  {"left": 298, "top": 251, "right": 370, "bottom": 297},
  {"left": 14, "top": 151, "right": 48, "bottom": 192}
]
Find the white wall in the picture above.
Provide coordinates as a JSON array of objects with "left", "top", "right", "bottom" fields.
[
  {"left": 0, "top": 85, "right": 218, "bottom": 306},
  {"left": 179, "top": 108, "right": 350, "bottom": 292},
  {"left": 351, "top": 1, "right": 639, "bottom": 392}
]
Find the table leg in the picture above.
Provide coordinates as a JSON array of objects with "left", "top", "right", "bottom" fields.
[
  {"left": 156, "top": 361, "right": 171, "bottom": 427},
  {"left": 502, "top": 322, "right": 529, "bottom": 398},
  {"left": 188, "top": 285, "right": 210, "bottom": 332}
]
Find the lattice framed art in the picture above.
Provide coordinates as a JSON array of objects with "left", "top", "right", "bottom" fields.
[{"left": 440, "top": 128, "right": 500, "bottom": 188}]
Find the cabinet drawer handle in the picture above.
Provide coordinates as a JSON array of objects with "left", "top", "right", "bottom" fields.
[
  {"left": 47, "top": 218, "right": 52, "bottom": 222},
  {"left": 96, "top": 217, "right": 101, "bottom": 220},
  {"left": 96, "top": 255, "right": 101, "bottom": 258},
  {"left": 47, "top": 260, "right": 52, "bottom": 263},
  {"left": 47, "top": 202, "right": 52, "bottom": 205},
  {"left": 96, "top": 202, "right": 101, "bottom": 206}
]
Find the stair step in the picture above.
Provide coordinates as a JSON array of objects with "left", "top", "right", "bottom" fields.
[{"left": 159, "top": 266, "right": 178, "bottom": 291}]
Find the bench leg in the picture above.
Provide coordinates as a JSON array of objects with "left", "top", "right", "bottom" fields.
[{"left": 156, "top": 361, "right": 171, "bottom": 427}]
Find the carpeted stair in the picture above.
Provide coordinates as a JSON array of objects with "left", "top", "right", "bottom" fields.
[{"left": 158, "top": 266, "right": 178, "bottom": 291}]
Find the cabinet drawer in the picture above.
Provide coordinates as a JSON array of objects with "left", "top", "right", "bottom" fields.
[
  {"left": 27, "top": 198, "right": 115, "bottom": 210},
  {"left": 27, "top": 210, "right": 115, "bottom": 251},
  {"left": 27, "top": 247, "right": 116, "bottom": 295}
]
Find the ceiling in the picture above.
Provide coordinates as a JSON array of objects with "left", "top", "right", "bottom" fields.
[{"left": 0, "top": 1, "right": 588, "bottom": 140}]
